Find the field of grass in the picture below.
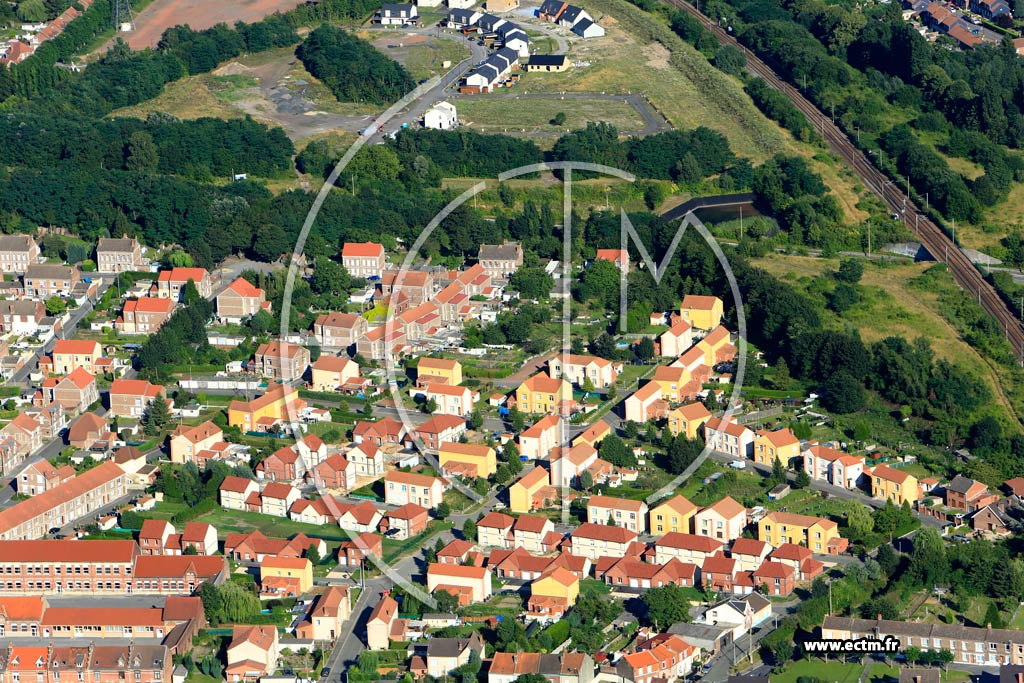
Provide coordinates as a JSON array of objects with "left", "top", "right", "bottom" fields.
[
  {"left": 771, "top": 660, "right": 864, "bottom": 683},
  {"left": 751, "top": 254, "right": 1015, "bottom": 421},
  {"left": 455, "top": 95, "right": 647, "bottom": 135},
  {"left": 110, "top": 74, "right": 243, "bottom": 120},
  {"left": 519, "top": 0, "right": 786, "bottom": 163},
  {"left": 371, "top": 36, "right": 470, "bottom": 82}
]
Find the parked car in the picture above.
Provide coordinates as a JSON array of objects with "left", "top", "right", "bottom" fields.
[{"left": 729, "top": 460, "right": 746, "bottom": 470}]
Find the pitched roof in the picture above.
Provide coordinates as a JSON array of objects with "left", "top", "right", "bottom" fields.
[
  {"left": 478, "top": 511, "right": 515, "bottom": 529},
  {"left": 342, "top": 242, "right": 385, "bottom": 258},
  {"left": 681, "top": 294, "right": 722, "bottom": 311},
  {"left": 225, "top": 277, "right": 263, "bottom": 298},
  {"left": 588, "top": 494, "right": 646, "bottom": 513},
  {"left": 656, "top": 532, "right": 724, "bottom": 553},
  {"left": 0, "top": 538, "right": 135, "bottom": 563},
  {"left": 653, "top": 494, "right": 697, "bottom": 518},
  {"left": 521, "top": 371, "right": 567, "bottom": 394},
  {"left": 871, "top": 464, "right": 913, "bottom": 485},
  {"left": 763, "top": 511, "right": 837, "bottom": 530},
  {"left": 0, "top": 462, "right": 125, "bottom": 536},
  {"left": 699, "top": 496, "right": 745, "bottom": 520},
  {"left": 230, "top": 624, "right": 277, "bottom": 652},
  {"left": 52, "top": 339, "right": 101, "bottom": 356},
  {"left": 571, "top": 522, "right": 637, "bottom": 544},
  {"left": 386, "top": 470, "right": 443, "bottom": 487},
  {"left": 513, "top": 515, "right": 550, "bottom": 534}
]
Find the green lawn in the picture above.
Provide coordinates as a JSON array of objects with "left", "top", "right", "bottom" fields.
[
  {"left": 190, "top": 507, "right": 353, "bottom": 542},
  {"left": 771, "top": 660, "right": 864, "bottom": 683},
  {"left": 1010, "top": 604, "right": 1024, "bottom": 629},
  {"left": 381, "top": 521, "right": 453, "bottom": 564}
]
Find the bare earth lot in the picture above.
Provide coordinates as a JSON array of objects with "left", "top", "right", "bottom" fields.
[{"left": 120, "top": 0, "right": 307, "bottom": 49}]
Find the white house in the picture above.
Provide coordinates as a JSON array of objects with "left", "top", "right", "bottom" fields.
[
  {"left": 425, "top": 101, "right": 458, "bottom": 129},
  {"left": 378, "top": 3, "right": 418, "bottom": 25}
]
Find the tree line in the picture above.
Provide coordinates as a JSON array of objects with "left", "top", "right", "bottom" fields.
[{"left": 0, "top": 109, "right": 294, "bottom": 181}]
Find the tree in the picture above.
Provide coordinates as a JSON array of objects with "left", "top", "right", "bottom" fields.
[
  {"left": 835, "top": 258, "right": 864, "bottom": 284},
  {"left": 126, "top": 131, "right": 159, "bottom": 171},
  {"left": 434, "top": 589, "right": 459, "bottom": 613},
  {"left": 599, "top": 433, "right": 634, "bottom": 467},
  {"left": 876, "top": 543, "right": 899, "bottom": 577},
  {"left": 769, "top": 457, "right": 786, "bottom": 486},
  {"left": 183, "top": 544, "right": 198, "bottom": 555},
  {"left": 435, "top": 501, "right": 451, "bottom": 519},
  {"left": 847, "top": 504, "right": 874, "bottom": 539},
  {"left": 515, "top": 675, "right": 550, "bottom": 683},
  {"left": 550, "top": 112, "right": 567, "bottom": 126},
  {"left": 45, "top": 296, "right": 67, "bottom": 316},
  {"left": 643, "top": 584, "right": 693, "bottom": 629},
  {"left": 909, "top": 527, "right": 948, "bottom": 588},
  {"left": 822, "top": 371, "right": 867, "bottom": 414},
  {"left": 462, "top": 518, "right": 477, "bottom": 542},
  {"left": 579, "top": 470, "right": 594, "bottom": 490},
  {"left": 637, "top": 336, "right": 655, "bottom": 361},
  {"left": 467, "top": 411, "right": 484, "bottom": 431},
  {"left": 306, "top": 544, "right": 322, "bottom": 567},
  {"left": 141, "top": 397, "right": 172, "bottom": 436},
  {"left": 983, "top": 601, "right": 1005, "bottom": 629},
  {"left": 794, "top": 468, "right": 810, "bottom": 489}
]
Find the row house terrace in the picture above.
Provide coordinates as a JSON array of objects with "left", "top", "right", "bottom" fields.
[
  {"left": 0, "top": 461, "right": 126, "bottom": 541},
  {"left": 0, "top": 644, "right": 172, "bottom": 683},
  {"left": 0, "top": 299, "right": 45, "bottom": 335},
  {"left": 23, "top": 264, "right": 78, "bottom": 298}
]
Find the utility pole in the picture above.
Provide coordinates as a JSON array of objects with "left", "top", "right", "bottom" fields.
[
  {"left": 952, "top": 219, "right": 956, "bottom": 245},
  {"left": 867, "top": 222, "right": 871, "bottom": 255},
  {"left": 739, "top": 205, "right": 743, "bottom": 240}
]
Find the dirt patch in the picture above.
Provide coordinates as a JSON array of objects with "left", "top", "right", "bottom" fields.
[
  {"left": 116, "top": 0, "right": 308, "bottom": 49},
  {"left": 642, "top": 42, "right": 670, "bottom": 70}
]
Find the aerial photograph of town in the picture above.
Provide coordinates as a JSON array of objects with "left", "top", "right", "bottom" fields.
[{"left": 3, "top": 0, "right": 1024, "bottom": 680}]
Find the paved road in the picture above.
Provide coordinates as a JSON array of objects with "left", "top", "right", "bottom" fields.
[{"left": 10, "top": 279, "right": 112, "bottom": 385}]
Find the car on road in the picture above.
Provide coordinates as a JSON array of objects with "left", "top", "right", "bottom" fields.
[
  {"left": 729, "top": 460, "right": 746, "bottom": 470},
  {"left": 321, "top": 668, "right": 331, "bottom": 678}
]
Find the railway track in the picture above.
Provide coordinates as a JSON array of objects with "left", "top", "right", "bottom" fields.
[{"left": 664, "top": 0, "right": 1024, "bottom": 362}]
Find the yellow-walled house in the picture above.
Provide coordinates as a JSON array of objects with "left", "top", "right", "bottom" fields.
[
  {"left": 418, "top": 357, "right": 463, "bottom": 386},
  {"left": 680, "top": 295, "right": 724, "bottom": 331},
  {"left": 509, "top": 467, "right": 553, "bottom": 513},
  {"left": 871, "top": 464, "right": 920, "bottom": 506},
  {"left": 260, "top": 556, "right": 313, "bottom": 595},
  {"left": 757, "top": 511, "right": 842, "bottom": 553},
  {"left": 310, "top": 355, "right": 360, "bottom": 392},
  {"left": 667, "top": 403, "right": 711, "bottom": 440},
  {"left": 649, "top": 494, "right": 698, "bottom": 535},
  {"left": 228, "top": 383, "right": 306, "bottom": 431},
  {"left": 515, "top": 372, "right": 574, "bottom": 415},
  {"left": 754, "top": 428, "right": 801, "bottom": 467},
  {"left": 652, "top": 365, "right": 692, "bottom": 403},
  {"left": 531, "top": 566, "right": 579, "bottom": 603},
  {"left": 438, "top": 441, "right": 497, "bottom": 478}
]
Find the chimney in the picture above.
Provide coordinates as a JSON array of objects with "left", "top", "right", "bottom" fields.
[
  {"left": 1016, "top": 674, "right": 1023, "bottom": 683},
  {"left": 877, "top": 613, "right": 882, "bottom": 620}
]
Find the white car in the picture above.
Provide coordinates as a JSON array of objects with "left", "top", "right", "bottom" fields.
[{"left": 729, "top": 460, "right": 746, "bottom": 470}]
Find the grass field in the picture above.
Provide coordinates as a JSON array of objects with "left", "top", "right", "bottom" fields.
[
  {"left": 518, "top": 0, "right": 786, "bottom": 163},
  {"left": 771, "top": 660, "right": 864, "bottom": 683},
  {"left": 752, "top": 253, "right": 1023, "bottom": 430},
  {"left": 455, "top": 95, "right": 647, "bottom": 134},
  {"left": 111, "top": 74, "right": 244, "bottom": 121},
  {"left": 371, "top": 36, "right": 470, "bottom": 82}
]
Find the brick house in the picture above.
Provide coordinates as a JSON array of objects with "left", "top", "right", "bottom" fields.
[
  {"left": 108, "top": 378, "right": 166, "bottom": 419},
  {"left": 0, "top": 234, "right": 39, "bottom": 273},
  {"left": 155, "top": 267, "right": 212, "bottom": 300},
  {"left": 116, "top": 297, "right": 176, "bottom": 335},
  {"left": 23, "top": 264, "right": 79, "bottom": 298},
  {"left": 216, "top": 277, "right": 269, "bottom": 323},
  {"left": 255, "top": 341, "right": 311, "bottom": 382},
  {"left": 96, "top": 235, "right": 145, "bottom": 273},
  {"left": 36, "top": 367, "right": 98, "bottom": 415},
  {"left": 313, "top": 311, "right": 368, "bottom": 351},
  {"left": 17, "top": 459, "right": 74, "bottom": 496}
]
